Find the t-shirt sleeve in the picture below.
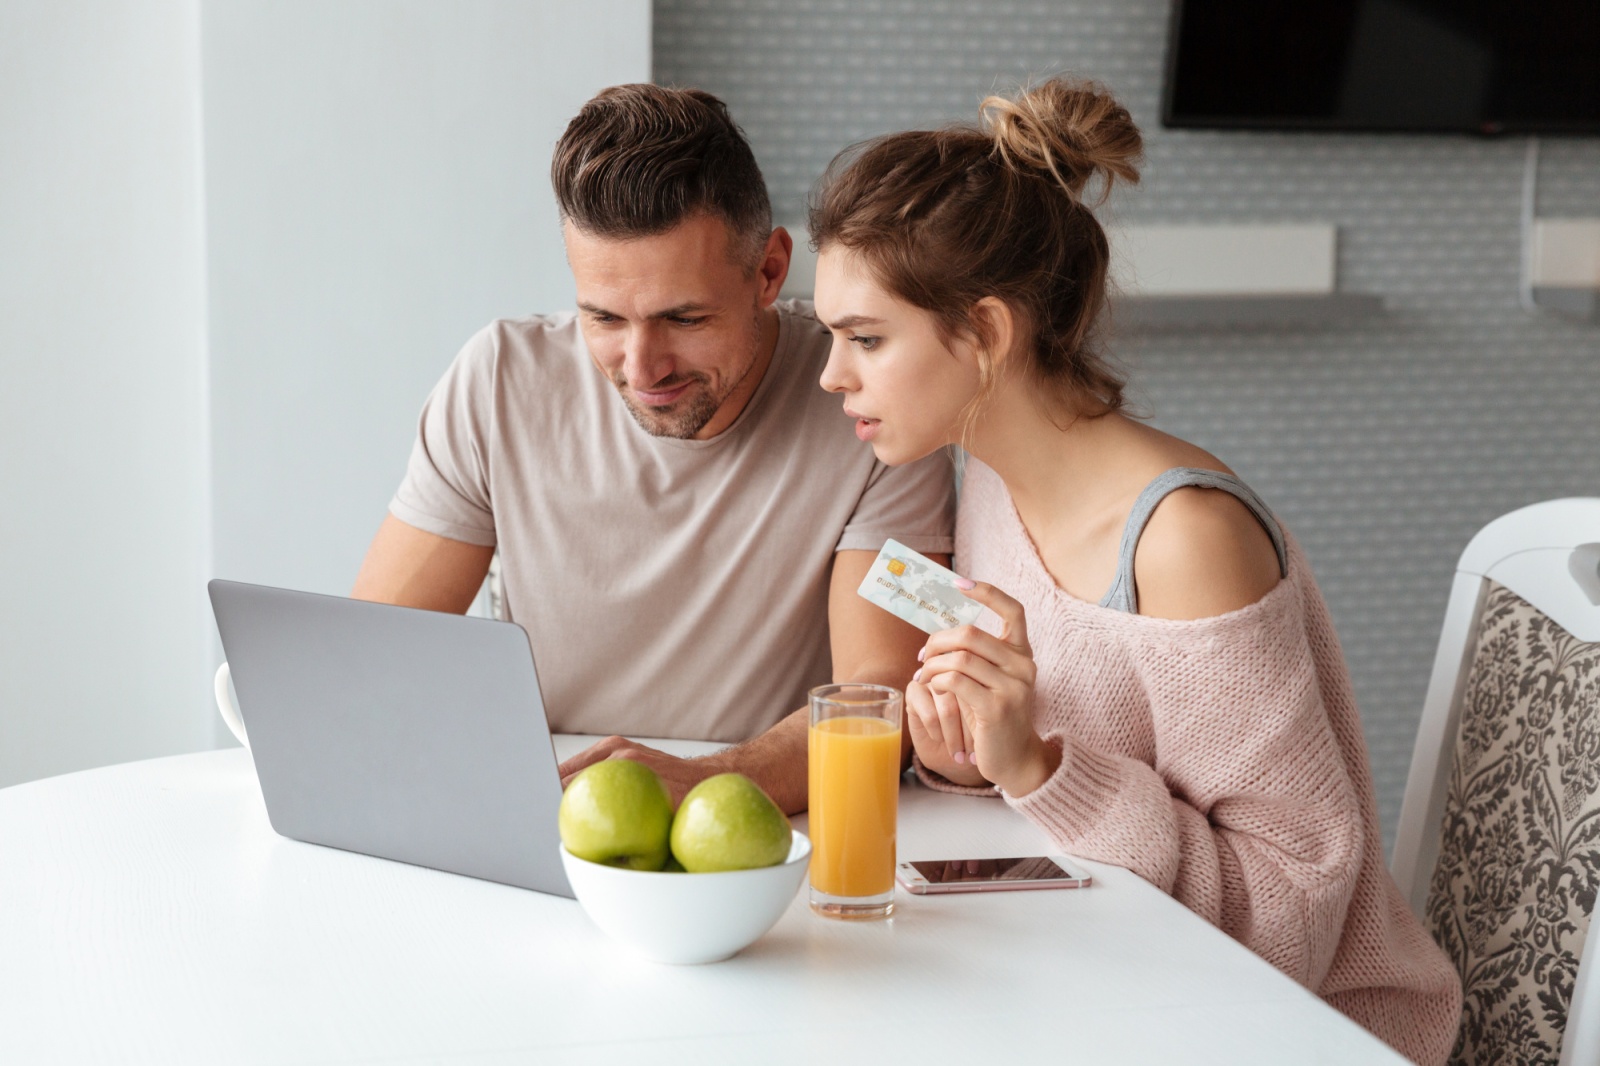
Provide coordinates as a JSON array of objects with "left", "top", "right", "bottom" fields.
[
  {"left": 388, "top": 326, "right": 499, "bottom": 547},
  {"left": 835, "top": 452, "right": 956, "bottom": 556}
]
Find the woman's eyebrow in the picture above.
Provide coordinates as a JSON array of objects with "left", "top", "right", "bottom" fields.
[{"left": 826, "top": 314, "right": 883, "bottom": 330}]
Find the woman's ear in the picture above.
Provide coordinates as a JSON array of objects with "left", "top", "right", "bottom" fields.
[{"left": 969, "top": 296, "right": 1018, "bottom": 371}]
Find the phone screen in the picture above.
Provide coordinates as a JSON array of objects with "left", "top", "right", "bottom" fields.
[{"left": 907, "top": 856, "right": 1081, "bottom": 884}]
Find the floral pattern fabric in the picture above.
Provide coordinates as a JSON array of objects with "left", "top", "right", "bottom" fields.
[{"left": 1426, "top": 581, "right": 1600, "bottom": 1065}]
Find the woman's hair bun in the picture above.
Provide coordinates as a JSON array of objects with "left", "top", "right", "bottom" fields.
[{"left": 980, "top": 78, "right": 1143, "bottom": 204}]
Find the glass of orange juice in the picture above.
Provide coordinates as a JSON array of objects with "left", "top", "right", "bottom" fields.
[{"left": 808, "top": 683, "right": 903, "bottom": 920}]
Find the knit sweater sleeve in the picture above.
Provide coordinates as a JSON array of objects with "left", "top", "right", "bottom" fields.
[{"left": 1007, "top": 581, "right": 1365, "bottom": 990}]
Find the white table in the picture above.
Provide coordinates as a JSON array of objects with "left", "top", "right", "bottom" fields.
[{"left": 0, "top": 738, "right": 1405, "bottom": 1064}]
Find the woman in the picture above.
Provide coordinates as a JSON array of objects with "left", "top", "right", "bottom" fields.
[{"left": 809, "top": 79, "right": 1461, "bottom": 1064}]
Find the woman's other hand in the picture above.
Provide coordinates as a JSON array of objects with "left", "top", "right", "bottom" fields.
[{"left": 915, "top": 581, "right": 1060, "bottom": 797}]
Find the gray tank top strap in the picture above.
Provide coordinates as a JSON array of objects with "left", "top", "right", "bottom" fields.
[{"left": 1099, "top": 467, "right": 1289, "bottom": 614}]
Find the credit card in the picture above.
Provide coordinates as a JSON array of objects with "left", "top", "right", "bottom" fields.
[{"left": 857, "top": 539, "right": 984, "bottom": 635}]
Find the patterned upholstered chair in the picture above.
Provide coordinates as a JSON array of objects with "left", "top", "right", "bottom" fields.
[{"left": 1393, "top": 499, "right": 1600, "bottom": 1065}]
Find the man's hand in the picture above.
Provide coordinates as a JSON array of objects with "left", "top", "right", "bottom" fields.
[
  {"left": 558, "top": 735, "right": 734, "bottom": 808},
  {"left": 560, "top": 709, "right": 810, "bottom": 812}
]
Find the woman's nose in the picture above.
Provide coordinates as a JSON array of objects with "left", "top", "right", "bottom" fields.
[{"left": 819, "top": 344, "right": 853, "bottom": 394}]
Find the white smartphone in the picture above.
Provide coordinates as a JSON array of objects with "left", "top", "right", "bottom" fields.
[{"left": 896, "top": 855, "right": 1093, "bottom": 894}]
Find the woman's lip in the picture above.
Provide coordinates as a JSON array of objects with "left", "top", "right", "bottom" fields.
[
  {"left": 635, "top": 382, "right": 692, "bottom": 406},
  {"left": 855, "top": 417, "right": 881, "bottom": 442}
]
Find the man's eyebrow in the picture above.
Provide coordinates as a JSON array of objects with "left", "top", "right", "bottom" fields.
[
  {"left": 825, "top": 314, "right": 883, "bottom": 331},
  {"left": 651, "top": 303, "right": 713, "bottom": 319},
  {"left": 576, "top": 301, "right": 714, "bottom": 319}
]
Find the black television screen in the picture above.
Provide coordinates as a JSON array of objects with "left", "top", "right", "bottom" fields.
[{"left": 1163, "top": 0, "right": 1600, "bottom": 134}]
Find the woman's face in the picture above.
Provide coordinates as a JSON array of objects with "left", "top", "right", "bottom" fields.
[{"left": 814, "top": 246, "right": 984, "bottom": 466}]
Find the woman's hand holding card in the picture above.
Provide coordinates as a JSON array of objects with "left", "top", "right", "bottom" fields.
[
  {"left": 853, "top": 542, "right": 1057, "bottom": 795},
  {"left": 913, "top": 582, "right": 1059, "bottom": 798}
]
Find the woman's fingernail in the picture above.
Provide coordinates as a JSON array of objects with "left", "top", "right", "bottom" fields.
[
  {"left": 954, "top": 576, "right": 976, "bottom": 590},
  {"left": 912, "top": 669, "right": 922, "bottom": 683},
  {"left": 953, "top": 751, "right": 967, "bottom": 764},
  {"left": 916, "top": 646, "right": 927, "bottom": 662}
]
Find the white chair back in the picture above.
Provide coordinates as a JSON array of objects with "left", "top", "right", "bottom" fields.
[{"left": 1392, "top": 498, "right": 1600, "bottom": 1065}]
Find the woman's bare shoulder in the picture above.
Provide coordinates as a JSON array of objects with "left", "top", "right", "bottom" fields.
[{"left": 1131, "top": 478, "right": 1283, "bottom": 622}]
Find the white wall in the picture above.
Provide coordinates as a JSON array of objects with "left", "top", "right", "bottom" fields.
[
  {"left": 0, "top": 1, "right": 213, "bottom": 786},
  {"left": 203, "top": 1, "right": 650, "bottom": 604},
  {"left": 0, "top": 1, "right": 651, "bottom": 783}
]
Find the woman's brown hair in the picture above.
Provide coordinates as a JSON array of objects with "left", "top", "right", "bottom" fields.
[{"left": 808, "top": 78, "right": 1142, "bottom": 426}]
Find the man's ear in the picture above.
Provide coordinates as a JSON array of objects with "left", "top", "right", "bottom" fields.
[
  {"left": 755, "top": 227, "right": 794, "bottom": 306},
  {"left": 969, "top": 296, "right": 1018, "bottom": 371}
]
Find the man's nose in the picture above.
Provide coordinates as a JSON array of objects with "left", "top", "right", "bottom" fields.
[{"left": 622, "top": 327, "right": 675, "bottom": 386}]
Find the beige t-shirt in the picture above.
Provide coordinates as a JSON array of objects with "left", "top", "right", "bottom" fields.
[{"left": 390, "top": 300, "right": 955, "bottom": 742}]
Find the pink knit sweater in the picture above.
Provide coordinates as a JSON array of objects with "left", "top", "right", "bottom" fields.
[{"left": 919, "top": 457, "right": 1461, "bottom": 1065}]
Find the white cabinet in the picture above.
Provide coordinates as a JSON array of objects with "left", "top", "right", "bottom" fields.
[
  {"left": 1110, "top": 223, "right": 1381, "bottom": 330},
  {"left": 1531, "top": 219, "right": 1600, "bottom": 321}
]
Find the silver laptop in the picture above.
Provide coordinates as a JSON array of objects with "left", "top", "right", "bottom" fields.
[{"left": 208, "top": 579, "right": 573, "bottom": 898}]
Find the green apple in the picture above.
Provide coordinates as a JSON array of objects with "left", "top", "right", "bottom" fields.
[
  {"left": 670, "top": 773, "right": 791, "bottom": 873},
  {"left": 558, "top": 759, "right": 673, "bottom": 871}
]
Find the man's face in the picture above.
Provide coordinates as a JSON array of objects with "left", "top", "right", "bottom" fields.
[{"left": 567, "top": 214, "right": 786, "bottom": 440}]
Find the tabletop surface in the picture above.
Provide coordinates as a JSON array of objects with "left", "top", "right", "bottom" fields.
[{"left": 0, "top": 738, "right": 1406, "bottom": 1065}]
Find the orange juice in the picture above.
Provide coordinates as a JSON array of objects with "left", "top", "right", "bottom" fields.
[{"left": 808, "top": 715, "right": 901, "bottom": 898}]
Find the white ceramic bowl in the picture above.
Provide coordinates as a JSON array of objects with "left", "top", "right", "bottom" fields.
[{"left": 560, "top": 830, "right": 811, "bottom": 964}]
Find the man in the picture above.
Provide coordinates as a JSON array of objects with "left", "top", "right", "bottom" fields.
[{"left": 351, "top": 84, "right": 954, "bottom": 813}]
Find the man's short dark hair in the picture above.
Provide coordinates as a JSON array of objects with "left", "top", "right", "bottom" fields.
[{"left": 551, "top": 84, "right": 772, "bottom": 263}]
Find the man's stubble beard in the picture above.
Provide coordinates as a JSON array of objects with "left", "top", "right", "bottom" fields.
[
  {"left": 617, "top": 373, "right": 721, "bottom": 439},
  {"left": 614, "top": 308, "right": 766, "bottom": 440}
]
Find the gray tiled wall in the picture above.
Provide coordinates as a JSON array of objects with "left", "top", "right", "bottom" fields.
[{"left": 655, "top": 0, "right": 1600, "bottom": 848}]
